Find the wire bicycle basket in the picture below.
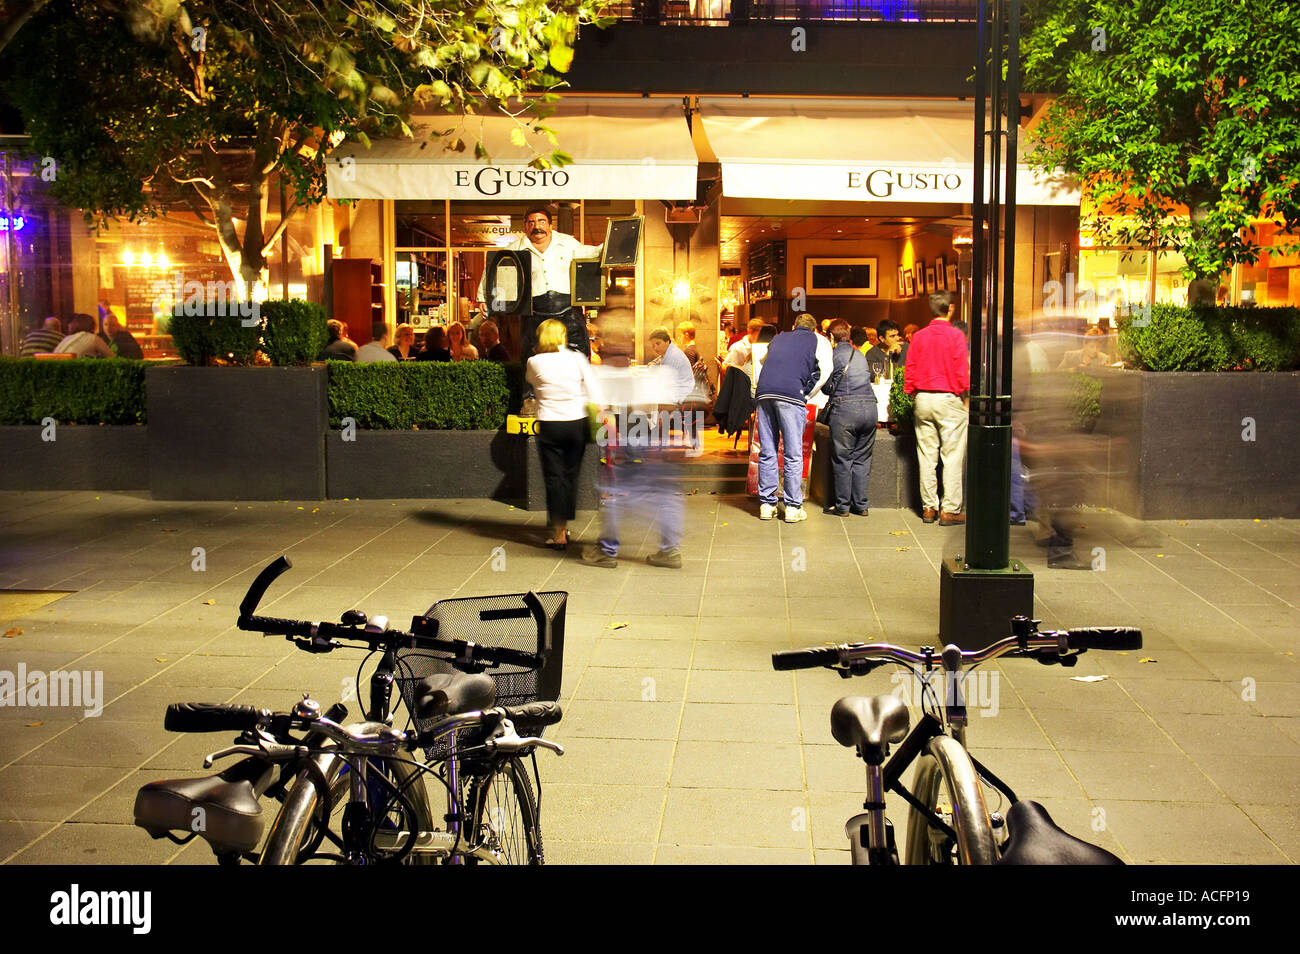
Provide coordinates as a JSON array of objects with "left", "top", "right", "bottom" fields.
[{"left": 395, "top": 590, "right": 567, "bottom": 761}]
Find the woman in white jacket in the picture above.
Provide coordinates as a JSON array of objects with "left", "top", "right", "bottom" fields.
[{"left": 524, "top": 320, "right": 601, "bottom": 550}]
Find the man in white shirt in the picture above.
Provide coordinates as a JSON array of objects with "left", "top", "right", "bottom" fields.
[
  {"left": 52, "top": 314, "right": 114, "bottom": 358},
  {"left": 646, "top": 327, "right": 694, "bottom": 404},
  {"left": 804, "top": 314, "right": 836, "bottom": 416},
  {"left": 355, "top": 322, "right": 397, "bottom": 362},
  {"left": 476, "top": 205, "right": 603, "bottom": 363}
]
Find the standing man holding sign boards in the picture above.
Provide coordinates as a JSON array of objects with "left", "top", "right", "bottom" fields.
[{"left": 476, "top": 206, "right": 603, "bottom": 366}]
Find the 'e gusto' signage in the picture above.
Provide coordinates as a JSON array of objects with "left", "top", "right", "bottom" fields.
[
  {"left": 846, "top": 169, "right": 964, "bottom": 198},
  {"left": 454, "top": 166, "right": 571, "bottom": 195}
]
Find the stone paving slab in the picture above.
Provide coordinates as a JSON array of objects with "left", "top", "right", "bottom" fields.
[{"left": 0, "top": 491, "right": 1296, "bottom": 865}]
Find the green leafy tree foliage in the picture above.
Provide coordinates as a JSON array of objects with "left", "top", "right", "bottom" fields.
[
  {"left": 2, "top": 0, "right": 607, "bottom": 293},
  {"left": 1021, "top": 0, "right": 1300, "bottom": 285}
]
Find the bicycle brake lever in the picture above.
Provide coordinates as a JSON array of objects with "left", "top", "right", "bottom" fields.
[
  {"left": 202, "top": 744, "right": 264, "bottom": 768},
  {"left": 484, "top": 736, "right": 564, "bottom": 756},
  {"left": 203, "top": 740, "right": 311, "bottom": 769}
]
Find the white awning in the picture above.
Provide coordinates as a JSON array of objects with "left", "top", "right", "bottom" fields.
[
  {"left": 698, "top": 98, "right": 1079, "bottom": 207},
  {"left": 326, "top": 98, "right": 698, "bottom": 201}
]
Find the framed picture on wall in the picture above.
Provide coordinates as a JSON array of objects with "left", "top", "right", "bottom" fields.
[
  {"left": 916, "top": 266, "right": 925, "bottom": 295},
  {"left": 935, "top": 256, "right": 947, "bottom": 290},
  {"left": 947, "top": 263, "right": 959, "bottom": 291},
  {"left": 926, "top": 265, "right": 937, "bottom": 291},
  {"left": 897, "top": 266, "right": 906, "bottom": 297},
  {"left": 805, "top": 257, "right": 878, "bottom": 296},
  {"left": 903, "top": 269, "right": 914, "bottom": 297}
]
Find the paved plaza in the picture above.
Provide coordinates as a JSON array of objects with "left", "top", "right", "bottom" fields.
[{"left": 0, "top": 490, "right": 1296, "bottom": 865}]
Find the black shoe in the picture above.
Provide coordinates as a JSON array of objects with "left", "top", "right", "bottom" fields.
[
  {"left": 850, "top": 508, "right": 869, "bottom": 516},
  {"left": 823, "top": 507, "right": 849, "bottom": 516}
]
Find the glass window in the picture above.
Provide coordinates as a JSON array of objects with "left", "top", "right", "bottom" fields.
[{"left": 1078, "top": 248, "right": 1150, "bottom": 320}]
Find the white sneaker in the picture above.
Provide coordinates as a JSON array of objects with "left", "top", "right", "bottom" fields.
[
  {"left": 784, "top": 506, "right": 808, "bottom": 523},
  {"left": 759, "top": 503, "right": 777, "bottom": 521}
]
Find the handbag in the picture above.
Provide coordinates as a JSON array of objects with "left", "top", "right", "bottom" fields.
[{"left": 815, "top": 348, "right": 860, "bottom": 425}]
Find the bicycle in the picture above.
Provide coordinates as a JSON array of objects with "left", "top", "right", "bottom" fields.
[
  {"left": 134, "top": 555, "right": 568, "bottom": 865},
  {"left": 772, "top": 616, "right": 1142, "bottom": 865}
]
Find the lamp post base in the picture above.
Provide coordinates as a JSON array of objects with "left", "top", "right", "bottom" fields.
[{"left": 938, "top": 556, "right": 1035, "bottom": 650}]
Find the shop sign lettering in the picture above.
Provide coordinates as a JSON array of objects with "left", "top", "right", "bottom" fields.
[
  {"left": 454, "top": 167, "right": 571, "bottom": 196},
  {"left": 845, "top": 169, "right": 963, "bottom": 198}
]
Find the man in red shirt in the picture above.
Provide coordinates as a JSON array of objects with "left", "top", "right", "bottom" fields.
[{"left": 904, "top": 291, "right": 970, "bottom": 525}]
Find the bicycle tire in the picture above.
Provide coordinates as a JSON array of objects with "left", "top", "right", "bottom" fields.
[
  {"left": 260, "top": 754, "right": 438, "bottom": 865},
  {"left": 259, "top": 751, "right": 350, "bottom": 865},
  {"left": 465, "top": 757, "right": 543, "bottom": 865},
  {"left": 903, "top": 735, "right": 999, "bottom": 865}
]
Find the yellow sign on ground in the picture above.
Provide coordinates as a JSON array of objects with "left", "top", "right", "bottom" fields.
[{"left": 506, "top": 415, "right": 539, "bottom": 435}]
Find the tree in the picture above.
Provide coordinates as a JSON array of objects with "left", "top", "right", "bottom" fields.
[
  {"left": 2, "top": 0, "right": 608, "bottom": 294},
  {"left": 1021, "top": 0, "right": 1300, "bottom": 293}
]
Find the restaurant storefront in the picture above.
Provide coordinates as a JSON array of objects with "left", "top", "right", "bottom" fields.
[{"left": 9, "top": 93, "right": 1295, "bottom": 365}]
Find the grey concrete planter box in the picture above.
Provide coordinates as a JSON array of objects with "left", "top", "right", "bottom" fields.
[
  {"left": 1094, "top": 370, "right": 1300, "bottom": 519},
  {"left": 0, "top": 425, "right": 148, "bottom": 490},
  {"left": 808, "top": 426, "right": 920, "bottom": 511},
  {"left": 327, "top": 428, "right": 599, "bottom": 510},
  {"left": 147, "top": 366, "right": 327, "bottom": 500}
]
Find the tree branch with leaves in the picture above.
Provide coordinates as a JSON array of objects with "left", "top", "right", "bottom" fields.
[
  {"left": 2, "top": 0, "right": 610, "bottom": 294},
  {"left": 1021, "top": 0, "right": 1300, "bottom": 291}
]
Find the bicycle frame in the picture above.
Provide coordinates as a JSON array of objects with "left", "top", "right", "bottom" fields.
[
  {"left": 329, "top": 645, "right": 512, "bottom": 864},
  {"left": 844, "top": 652, "right": 1017, "bottom": 865}
]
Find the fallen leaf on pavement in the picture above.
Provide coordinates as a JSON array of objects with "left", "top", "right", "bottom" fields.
[
  {"left": 1139, "top": 657, "right": 1158, "bottom": 664},
  {"left": 3, "top": 627, "right": 22, "bottom": 637},
  {"left": 610, "top": 621, "right": 629, "bottom": 630},
  {"left": 1070, "top": 675, "right": 1110, "bottom": 683},
  {"left": 890, "top": 531, "right": 909, "bottom": 536},
  {"left": 25, "top": 722, "right": 43, "bottom": 728},
  {"left": 155, "top": 657, "right": 167, "bottom": 663},
  {"left": 896, "top": 546, "right": 910, "bottom": 552}
]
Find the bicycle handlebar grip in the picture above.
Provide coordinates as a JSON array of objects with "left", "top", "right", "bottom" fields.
[
  {"left": 239, "top": 555, "right": 293, "bottom": 621},
  {"left": 502, "top": 701, "right": 563, "bottom": 728},
  {"left": 478, "top": 645, "right": 544, "bottom": 669},
  {"left": 771, "top": 646, "right": 841, "bottom": 671},
  {"left": 1068, "top": 627, "right": 1143, "bottom": 652},
  {"left": 164, "top": 703, "right": 271, "bottom": 733}
]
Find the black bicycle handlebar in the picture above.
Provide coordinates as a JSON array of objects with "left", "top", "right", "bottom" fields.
[
  {"left": 772, "top": 621, "right": 1143, "bottom": 673},
  {"left": 234, "top": 556, "right": 547, "bottom": 671},
  {"left": 1066, "top": 627, "right": 1143, "bottom": 652},
  {"left": 165, "top": 702, "right": 272, "bottom": 733},
  {"left": 238, "top": 555, "right": 293, "bottom": 622},
  {"left": 501, "top": 701, "right": 563, "bottom": 728},
  {"left": 772, "top": 646, "right": 842, "bottom": 671}
]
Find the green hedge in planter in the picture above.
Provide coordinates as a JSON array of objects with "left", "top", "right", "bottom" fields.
[
  {"left": 1118, "top": 305, "right": 1300, "bottom": 371},
  {"left": 888, "top": 367, "right": 913, "bottom": 425},
  {"left": 169, "top": 303, "right": 261, "bottom": 366},
  {"left": 328, "top": 361, "right": 511, "bottom": 430},
  {"left": 1069, "top": 371, "right": 1102, "bottom": 431},
  {"left": 261, "top": 300, "right": 329, "bottom": 366},
  {"left": 0, "top": 357, "right": 147, "bottom": 424}
]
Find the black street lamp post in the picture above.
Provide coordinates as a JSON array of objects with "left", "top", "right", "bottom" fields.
[{"left": 938, "top": 0, "right": 1035, "bottom": 647}]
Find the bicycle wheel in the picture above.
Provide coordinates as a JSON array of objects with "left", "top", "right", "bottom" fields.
[
  {"left": 465, "top": 757, "right": 542, "bottom": 865},
  {"left": 903, "top": 735, "right": 998, "bottom": 865},
  {"left": 261, "top": 754, "right": 437, "bottom": 865},
  {"left": 259, "top": 751, "right": 350, "bottom": 865}
]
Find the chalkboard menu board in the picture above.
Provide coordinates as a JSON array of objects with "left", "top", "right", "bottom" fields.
[
  {"left": 601, "top": 216, "right": 643, "bottom": 267},
  {"left": 570, "top": 259, "right": 605, "bottom": 306}
]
